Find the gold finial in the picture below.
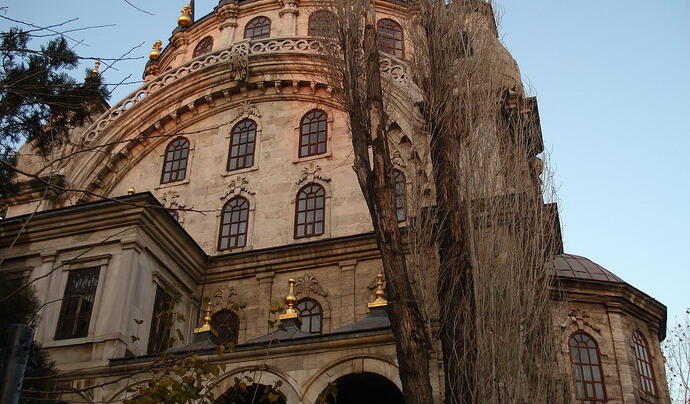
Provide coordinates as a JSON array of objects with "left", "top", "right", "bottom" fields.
[
  {"left": 88, "top": 60, "right": 101, "bottom": 78},
  {"left": 177, "top": 5, "right": 193, "bottom": 27},
  {"left": 127, "top": 187, "right": 136, "bottom": 195},
  {"left": 149, "top": 40, "right": 163, "bottom": 61},
  {"left": 368, "top": 271, "right": 388, "bottom": 308},
  {"left": 278, "top": 278, "right": 299, "bottom": 320},
  {"left": 194, "top": 299, "right": 213, "bottom": 333}
]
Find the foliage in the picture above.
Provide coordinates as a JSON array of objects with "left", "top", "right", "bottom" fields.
[
  {"left": 0, "top": 272, "right": 58, "bottom": 404},
  {"left": 664, "top": 308, "right": 690, "bottom": 404},
  {"left": 0, "top": 27, "right": 109, "bottom": 197}
]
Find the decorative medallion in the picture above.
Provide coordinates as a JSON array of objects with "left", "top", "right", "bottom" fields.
[
  {"left": 294, "top": 274, "right": 328, "bottom": 298},
  {"left": 228, "top": 53, "right": 249, "bottom": 82},
  {"left": 297, "top": 162, "right": 331, "bottom": 185},
  {"left": 211, "top": 285, "right": 244, "bottom": 311},
  {"left": 559, "top": 308, "right": 602, "bottom": 334},
  {"left": 229, "top": 101, "right": 260, "bottom": 126}
]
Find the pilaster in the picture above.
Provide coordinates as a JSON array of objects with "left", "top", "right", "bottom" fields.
[
  {"left": 215, "top": 3, "right": 239, "bottom": 46},
  {"left": 255, "top": 271, "right": 275, "bottom": 336},
  {"left": 277, "top": 0, "right": 299, "bottom": 36},
  {"left": 338, "top": 260, "right": 357, "bottom": 328},
  {"left": 606, "top": 305, "right": 636, "bottom": 403}
]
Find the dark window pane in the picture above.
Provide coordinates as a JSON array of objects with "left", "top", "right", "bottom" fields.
[
  {"left": 377, "top": 19, "right": 404, "bottom": 58},
  {"left": 296, "top": 298, "right": 322, "bottom": 334},
  {"left": 147, "top": 285, "right": 175, "bottom": 354},
  {"left": 55, "top": 267, "right": 100, "bottom": 340},
  {"left": 193, "top": 36, "right": 214, "bottom": 58},
  {"left": 227, "top": 119, "right": 257, "bottom": 171},
  {"left": 160, "top": 137, "right": 190, "bottom": 184},
  {"left": 218, "top": 197, "right": 250, "bottom": 250},
  {"left": 211, "top": 310, "right": 240, "bottom": 345},
  {"left": 244, "top": 17, "right": 271, "bottom": 40},
  {"left": 299, "top": 110, "right": 327, "bottom": 158},
  {"left": 568, "top": 332, "right": 607, "bottom": 401},
  {"left": 632, "top": 331, "right": 658, "bottom": 396},
  {"left": 294, "top": 184, "right": 325, "bottom": 238}
]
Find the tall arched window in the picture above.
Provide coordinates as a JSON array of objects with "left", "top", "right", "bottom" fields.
[
  {"left": 244, "top": 16, "right": 271, "bottom": 40},
  {"left": 632, "top": 330, "right": 658, "bottom": 396},
  {"left": 568, "top": 332, "right": 607, "bottom": 401},
  {"left": 218, "top": 197, "right": 250, "bottom": 250},
  {"left": 308, "top": 10, "right": 336, "bottom": 37},
  {"left": 295, "top": 183, "right": 325, "bottom": 238},
  {"left": 377, "top": 18, "right": 404, "bottom": 58},
  {"left": 210, "top": 309, "right": 239, "bottom": 345},
  {"left": 299, "top": 109, "right": 328, "bottom": 157},
  {"left": 227, "top": 119, "right": 257, "bottom": 171},
  {"left": 160, "top": 137, "right": 190, "bottom": 184},
  {"left": 296, "top": 298, "right": 322, "bottom": 334},
  {"left": 393, "top": 170, "right": 406, "bottom": 222},
  {"left": 192, "top": 36, "right": 214, "bottom": 58}
]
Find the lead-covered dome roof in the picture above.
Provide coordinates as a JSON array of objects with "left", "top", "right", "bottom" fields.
[{"left": 551, "top": 253, "right": 625, "bottom": 283}]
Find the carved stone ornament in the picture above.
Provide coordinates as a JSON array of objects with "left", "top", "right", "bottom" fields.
[
  {"left": 159, "top": 190, "right": 191, "bottom": 210},
  {"left": 228, "top": 52, "right": 248, "bottom": 82},
  {"left": 221, "top": 176, "right": 255, "bottom": 200},
  {"left": 296, "top": 162, "right": 331, "bottom": 185},
  {"left": 294, "top": 274, "right": 328, "bottom": 298},
  {"left": 211, "top": 285, "right": 244, "bottom": 311},
  {"left": 392, "top": 151, "right": 406, "bottom": 168},
  {"left": 559, "top": 308, "right": 602, "bottom": 334},
  {"left": 230, "top": 101, "right": 261, "bottom": 126}
]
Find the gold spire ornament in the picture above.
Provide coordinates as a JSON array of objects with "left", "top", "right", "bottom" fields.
[
  {"left": 127, "top": 187, "right": 136, "bottom": 195},
  {"left": 278, "top": 278, "right": 299, "bottom": 320},
  {"left": 149, "top": 40, "right": 163, "bottom": 61},
  {"left": 368, "top": 271, "right": 388, "bottom": 308},
  {"left": 177, "top": 4, "right": 193, "bottom": 27},
  {"left": 194, "top": 300, "right": 213, "bottom": 333},
  {"left": 88, "top": 60, "right": 101, "bottom": 78}
]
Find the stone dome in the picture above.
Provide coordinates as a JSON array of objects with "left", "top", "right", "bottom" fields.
[{"left": 551, "top": 253, "right": 625, "bottom": 284}]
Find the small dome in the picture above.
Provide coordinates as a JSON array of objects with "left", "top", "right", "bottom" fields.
[{"left": 551, "top": 253, "right": 625, "bottom": 284}]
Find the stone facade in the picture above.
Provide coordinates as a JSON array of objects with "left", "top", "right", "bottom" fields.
[{"left": 0, "top": 1, "right": 669, "bottom": 403}]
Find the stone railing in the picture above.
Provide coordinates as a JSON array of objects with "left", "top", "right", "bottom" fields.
[{"left": 81, "top": 37, "right": 409, "bottom": 143}]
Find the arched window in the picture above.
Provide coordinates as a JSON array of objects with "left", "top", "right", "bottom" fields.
[
  {"left": 160, "top": 137, "right": 190, "bottom": 184},
  {"left": 227, "top": 119, "right": 257, "bottom": 171},
  {"left": 308, "top": 10, "right": 336, "bottom": 37},
  {"left": 218, "top": 197, "right": 250, "bottom": 250},
  {"left": 377, "top": 18, "right": 404, "bottom": 58},
  {"left": 568, "top": 332, "right": 607, "bottom": 401},
  {"left": 295, "top": 183, "right": 325, "bottom": 238},
  {"left": 299, "top": 109, "right": 328, "bottom": 157},
  {"left": 393, "top": 170, "right": 406, "bottom": 222},
  {"left": 632, "top": 330, "right": 658, "bottom": 396},
  {"left": 296, "top": 298, "right": 322, "bottom": 334},
  {"left": 244, "top": 16, "right": 271, "bottom": 40},
  {"left": 210, "top": 309, "right": 239, "bottom": 345},
  {"left": 192, "top": 36, "right": 214, "bottom": 58}
]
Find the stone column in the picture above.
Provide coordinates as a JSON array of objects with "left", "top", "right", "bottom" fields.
[
  {"left": 215, "top": 3, "right": 239, "bottom": 47},
  {"left": 255, "top": 272, "right": 275, "bottom": 337},
  {"left": 606, "top": 305, "right": 636, "bottom": 403},
  {"left": 278, "top": 0, "right": 299, "bottom": 36},
  {"left": 33, "top": 252, "right": 57, "bottom": 342},
  {"left": 338, "top": 260, "right": 357, "bottom": 328}
]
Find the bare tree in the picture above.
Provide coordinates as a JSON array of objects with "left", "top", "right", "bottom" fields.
[{"left": 664, "top": 309, "right": 690, "bottom": 404}]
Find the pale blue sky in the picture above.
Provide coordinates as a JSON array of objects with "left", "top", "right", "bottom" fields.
[{"left": 2, "top": 1, "right": 688, "bottom": 326}]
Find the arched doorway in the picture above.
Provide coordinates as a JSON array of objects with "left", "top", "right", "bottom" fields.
[
  {"left": 320, "top": 372, "right": 403, "bottom": 404},
  {"left": 215, "top": 383, "right": 287, "bottom": 404}
]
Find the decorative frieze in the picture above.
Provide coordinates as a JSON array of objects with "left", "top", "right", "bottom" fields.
[
  {"left": 297, "top": 162, "right": 331, "bottom": 185},
  {"left": 294, "top": 274, "right": 329, "bottom": 298}
]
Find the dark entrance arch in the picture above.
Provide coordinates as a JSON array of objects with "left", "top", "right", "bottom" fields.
[
  {"left": 216, "top": 383, "right": 287, "bottom": 404},
  {"left": 321, "top": 372, "right": 404, "bottom": 404}
]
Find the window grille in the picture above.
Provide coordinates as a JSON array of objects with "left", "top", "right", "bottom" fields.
[
  {"left": 295, "top": 183, "right": 325, "bottom": 238},
  {"left": 296, "top": 298, "right": 323, "bottom": 334},
  {"left": 147, "top": 285, "right": 175, "bottom": 354},
  {"left": 193, "top": 36, "right": 214, "bottom": 58},
  {"left": 161, "top": 137, "right": 190, "bottom": 184},
  {"left": 632, "top": 330, "right": 658, "bottom": 396},
  {"left": 377, "top": 19, "right": 404, "bottom": 58},
  {"left": 218, "top": 197, "right": 250, "bottom": 250},
  {"left": 227, "top": 119, "right": 257, "bottom": 171},
  {"left": 55, "top": 267, "right": 100, "bottom": 340},
  {"left": 244, "top": 17, "right": 271, "bottom": 40},
  {"left": 568, "top": 332, "right": 607, "bottom": 401},
  {"left": 308, "top": 10, "right": 336, "bottom": 37},
  {"left": 299, "top": 110, "right": 327, "bottom": 158}
]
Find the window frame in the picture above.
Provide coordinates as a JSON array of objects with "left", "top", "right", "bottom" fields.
[
  {"left": 210, "top": 309, "right": 240, "bottom": 345},
  {"left": 308, "top": 10, "right": 336, "bottom": 37},
  {"left": 568, "top": 331, "right": 608, "bottom": 402},
  {"left": 296, "top": 298, "right": 323, "bottom": 334},
  {"left": 632, "top": 330, "right": 658, "bottom": 397},
  {"left": 294, "top": 183, "right": 326, "bottom": 239},
  {"left": 192, "top": 36, "right": 214, "bottom": 58},
  {"left": 160, "top": 137, "right": 191, "bottom": 184},
  {"left": 393, "top": 169, "right": 406, "bottom": 222},
  {"left": 146, "top": 284, "right": 176, "bottom": 355},
  {"left": 244, "top": 16, "right": 271, "bottom": 40},
  {"left": 376, "top": 18, "right": 404, "bottom": 58},
  {"left": 227, "top": 119, "right": 258, "bottom": 171},
  {"left": 218, "top": 196, "right": 251, "bottom": 251},
  {"left": 298, "top": 109, "right": 328, "bottom": 158},
  {"left": 54, "top": 266, "right": 101, "bottom": 341}
]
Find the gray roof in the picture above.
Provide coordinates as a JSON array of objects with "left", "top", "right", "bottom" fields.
[
  {"left": 551, "top": 253, "right": 625, "bottom": 284},
  {"left": 331, "top": 306, "right": 390, "bottom": 333},
  {"left": 244, "top": 317, "right": 312, "bottom": 345}
]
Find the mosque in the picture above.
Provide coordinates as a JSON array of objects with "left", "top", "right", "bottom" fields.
[{"left": 0, "top": 1, "right": 669, "bottom": 402}]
